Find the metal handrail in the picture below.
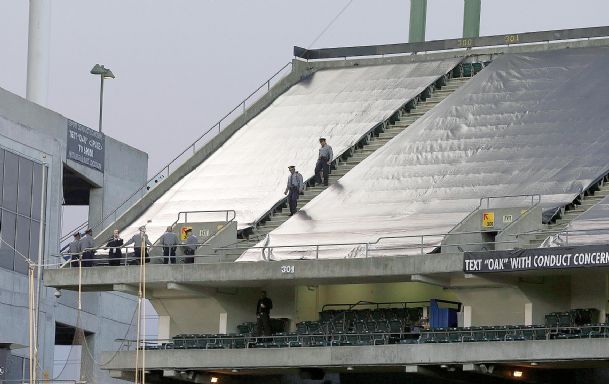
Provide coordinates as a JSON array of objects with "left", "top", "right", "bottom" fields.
[
  {"left": 115, "top": 323, "right": 609, "bottom": 352},
  {"left": 60, "top": 62, "right": 293, "bottom": 246},
  {"left": 479, "top": 194, "right": 542, "bottom": 209},
  {"left": 322, "top": 300, "right": 432, "bottom": 312}
]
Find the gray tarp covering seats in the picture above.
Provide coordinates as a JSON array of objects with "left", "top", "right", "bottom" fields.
[
  {"left": 239, "top": 47, "right": 609, "bottom": 261},
  {"left": 542, "top": 195, "right": 609, "bottom": 247},
  {"left": 121, "top": 59, "right": 461, "bottom": 243}
]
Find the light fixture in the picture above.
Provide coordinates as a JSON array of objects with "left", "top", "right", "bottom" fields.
[
  {"left": 530, "top": 362, "right": 538, "bottom": 366},
  {"left": 440, "top": 364, "right": 448, "bottom": 369},
  {"left": 513, "top": 370, "right": 523, "bottom": 378},
  {"left": 210, "top": 377, "right": 219, "bottom": 383},
  {"left": 231, "top": 369, "right": 239, "bottom": 373},
  {"left": 89, "top": 64, "right": 116, "bottom": 132},
  {"left": 346, "top": 366, "right": 354, "bottom": 371}
]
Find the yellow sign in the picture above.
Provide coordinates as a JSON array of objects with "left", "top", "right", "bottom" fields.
[
  {"left": 482, "top": 211, "right": 494, "bottom": 228},
  {"left": 180, "top": 226, "right": 192, "bottom": 240}
]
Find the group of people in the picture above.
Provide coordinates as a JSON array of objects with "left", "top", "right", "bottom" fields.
[
  {"left": 67, "top": 225, "right": 200, "bottom": 267},
  {"left": 284, "top": 137, "right": 333, "bottom": 216}
]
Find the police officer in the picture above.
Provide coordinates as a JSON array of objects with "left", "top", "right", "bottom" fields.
[
  {"left": 106, "top": 229, "right": 124, "bottom": 266},
  {"left": 80, "top": 229, "right": 95, "bottom": 267},
  {"left": 314, "top": 138, "right": 333, "bottom": 187},
  {"left": 284, "top": 165, "right": 304, "bottom": 216},
  {"left": 68, "top": 232, "right": 81, "bottom": 268},
  {"left": 183, "top": 228, "right": 198, "bottom": 264},
  {"left": 160, "top": 226, "right": 179, "bottom": 264},
  {"left": 125, "top": 226, "right": 152, "bottom": 264}
]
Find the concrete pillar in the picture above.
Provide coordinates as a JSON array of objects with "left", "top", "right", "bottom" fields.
[
  {"left": 524, "top": 303, "right": 533, "bottom": 326},
  {"left": 158, "top": 316, "right": 171, "bottom": 341},
  {"left": 409, "top": 0, "right": 427, "bottom": 43},
  {"left": 26, "top": 0, "right": 51, "bottom": 106},
  {"left": 463, "top": 0, "right": 481, "bottom": 38},
  {"left": 463, "top": 305, "right": 472, "bottom": 327},
  {"left": 219, "top": 313, "right": 228, "bottom": 334}
]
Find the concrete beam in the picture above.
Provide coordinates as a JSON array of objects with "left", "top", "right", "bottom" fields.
[
  {"left": 102, "top": 339, "right": 609, "bottom": 371},
  {"left": 411, "top": 274, "right": 448, "bottom": 287},
  {"left": 44, "top": 252, "right": 464, "bottom": 291},
  {"left": 113, "top": 284, "right": 139, "bottom": 295},
  {"left": 166, "top": 283, "right": 213, "bottom": 297}
]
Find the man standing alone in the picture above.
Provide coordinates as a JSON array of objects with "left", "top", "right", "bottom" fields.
[
  {"left": 256, "top": 291, "right": 273, "bottom": 337},
  {"left": 314, "top": 138, "right": 333, "bottom": 187},
  {"left": 284, "top": 165, "right": 304, "bottom": 216},
  {"left": 160, "top": 226, "right": 179, "bottom": 264}
]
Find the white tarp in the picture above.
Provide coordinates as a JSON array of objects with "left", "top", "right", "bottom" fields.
[
  {"left": 542, "top": 194, "right": 609, "bottom": 248},
  {"left": 239, "top": 47, "right": 609, "bottom": 261},
  {"left": 121, "top": 59, "right": 460, "bottom": 243}
]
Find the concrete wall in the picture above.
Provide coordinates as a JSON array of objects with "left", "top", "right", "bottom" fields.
[
  {"left": 0, "top": 85, "right": 140, "bottom": 383},
  {"left": 453, "top": 276, "right": 571, "bottom": 326},
  {"left": 295, "top": 282, "right": 457, "bottom": 324},
  {"left": 0, "top": 85, "right": 148, "bottom": 241},
  {"left": 151, "top": 286, "right": 296, "bottom": 336}
]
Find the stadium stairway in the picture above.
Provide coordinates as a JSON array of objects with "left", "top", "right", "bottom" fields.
[
  {"left": 526, "top": 176, "right": 609, "bottom": 248},
  {"left": 220, "top": 76, "right": 473, "bottom": 260}
]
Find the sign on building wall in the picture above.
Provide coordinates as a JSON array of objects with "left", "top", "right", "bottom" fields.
[
  {"left": 464, "top": 244, "right": 609, "bottom": 273},
  {"left": 481, "top": 211, "right": 494, "bottom": 228},
  {"left": 66, "top": 120, "right": 105, "bottom": 172}
]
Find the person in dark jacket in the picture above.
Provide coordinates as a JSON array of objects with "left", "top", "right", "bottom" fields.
[
  {"left": 160, "top": 226, "right": 179, "bottom": 264},
  {"left": 255, "top": 290, "right": 273, "bottom": 336},
  {"left": 106, "top": 229, "right": 124, "bottom": 266}
]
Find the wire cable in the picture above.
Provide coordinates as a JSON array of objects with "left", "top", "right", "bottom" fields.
[{"left": 307, "top": 0, "right": 356, "bottom": 49}]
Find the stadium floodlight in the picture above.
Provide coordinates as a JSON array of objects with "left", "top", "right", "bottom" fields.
[{"left": 90, "top": 64, "right": 115, "bottom": 132}]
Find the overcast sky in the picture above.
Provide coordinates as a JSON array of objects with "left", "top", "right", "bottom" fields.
[{"left": 1, "top": 0, "right": 608, "bottom": 231}]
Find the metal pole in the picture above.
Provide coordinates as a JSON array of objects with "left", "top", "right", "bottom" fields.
[
  {"left": 99, "top": 75, "right": 104, "bottom": 132},
  {"left": 408, "top": 0, "right": 427, "bottom": 43},
  {"left": 34, "top": 163, "right": 47, "bottom": 381},
  {"left": 463, "top": 0, "right": 481, "bottom": 38},
  {"left": 26, "top": 0, "right": 51, "bottom": 106}
]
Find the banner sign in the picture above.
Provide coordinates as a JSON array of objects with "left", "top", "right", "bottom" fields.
[
  {"left": 464, "top": 244, "right": 609, "bottom": 273},
  {"left": 66, "top": 120, "right": 105, "bottom": 172}
]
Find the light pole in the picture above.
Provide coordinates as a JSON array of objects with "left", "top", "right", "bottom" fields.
[{"left": 90, "top": 64, "right": 115, "bottom": 133}]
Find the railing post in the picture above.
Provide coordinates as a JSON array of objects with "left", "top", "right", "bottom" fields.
[
  {"left": 243, "top": 101, "right": 246, "bottom": 113},
  {"left": 365, "top": 243, "right": 369, "bottom": 258},
  {"left": 420, "top": 236, "right": 424, "bottom": 255},
  {"left": 267, "top": 80, "right": 270, "bottom": 91},
  {"left": 316, "top": 245, "right": 319, "bottom": 259}
]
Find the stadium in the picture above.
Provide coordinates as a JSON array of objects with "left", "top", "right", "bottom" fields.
[{"left": 3, "top": 1, "right": 609, "bottom": 383}]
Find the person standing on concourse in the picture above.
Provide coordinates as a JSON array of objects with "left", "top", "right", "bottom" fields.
[{"left": 160, "top": 226, "right": 179, "bottom": 264}]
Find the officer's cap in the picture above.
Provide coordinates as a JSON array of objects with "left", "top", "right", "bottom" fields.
[
  {"left": 288, "top": 165, "right": 295, "bottom": 169},
  {"left": 319, "top": 137, "right": 326, "bottom": 142}
]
